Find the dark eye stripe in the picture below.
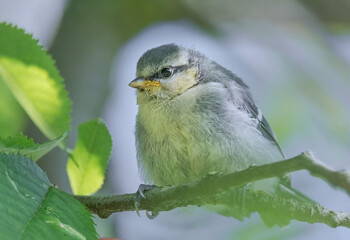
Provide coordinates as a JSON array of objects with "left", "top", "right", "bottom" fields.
[
  {"left": 147, "top": 74, "right": 157, "bottom": 80},
  {"left": 146, "top": 65, "right": 189, "bottom": 81},
  {"left": 173, "top": 65, "right": 188, "bottom": 74},
  {"left": 147, "top": 65, "right": 188, "bottom": 80}
]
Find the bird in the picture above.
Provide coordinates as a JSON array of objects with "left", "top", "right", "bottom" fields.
[{"left": 129, "top": 43, "right": 314, "bottom": 225}]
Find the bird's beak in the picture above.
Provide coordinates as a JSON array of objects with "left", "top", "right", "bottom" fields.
[
  {"left": 129, "top": 77, "right": 160, "bottom": 90},
  {"left": 129, "top": 77, "right": 145, "bottom": 89}
]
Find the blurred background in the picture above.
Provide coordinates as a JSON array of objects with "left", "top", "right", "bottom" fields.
[{"left": 1, "top": 0, "right": 350, "bottom": 239}]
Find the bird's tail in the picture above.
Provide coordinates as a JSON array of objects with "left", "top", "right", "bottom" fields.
[
  {"left": 260, "top": 182, "right": 318, "bottom": 226},
  {"left": 206, "top": 179, "right": 318, "bottom": 227}
]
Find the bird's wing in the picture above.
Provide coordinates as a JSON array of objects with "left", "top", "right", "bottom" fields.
[
  {"left": 227, "top": 76, "right": 293, "bottom": 185},
  {"left": 238, "top": 85, "right": 285, "bottom": 159},
  {"left": 206, "top": 63, "right": 285, "bottom": 158}
]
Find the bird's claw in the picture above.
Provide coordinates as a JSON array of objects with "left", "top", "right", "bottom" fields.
[
  {"left": 135, "top": 184, "right": 159, "bottom": 219},
  {"left": 146, "top": 210, "right": 159, "bottom": 219}
]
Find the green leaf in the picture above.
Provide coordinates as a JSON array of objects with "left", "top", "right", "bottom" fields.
[
  {"left": 67, "top": 119, "right": 112, "bottom": 195},
  {"left": 0, "top": 79, "right": 27, "bottom": 138},
  {"left": 0, "top": 23, "right": 71, "bottom": 140},
  {"left": 0, "top": 153, "right": 97, "bottom": 240},
  {"left": 0, "top": 132, "right": 67, "bottom": 161}
]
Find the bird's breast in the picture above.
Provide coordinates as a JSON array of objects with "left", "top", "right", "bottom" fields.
[
  {"left": 135, "top": 92, "right": 239, "bottom": 186},
  {"left": 136, "top": 98, "right": 201, "bottom": 185},
  {"left": 135, "top": 83, "right": 282, "bottom": 186}
]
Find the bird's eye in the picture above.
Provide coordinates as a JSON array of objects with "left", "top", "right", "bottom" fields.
[{"left": 160, "top": 67, "right": 173, "bottom": 78}]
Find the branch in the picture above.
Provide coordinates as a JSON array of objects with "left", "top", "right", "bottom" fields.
[{"left": 75, "top": 151, "right": 350, "bottom": 228}]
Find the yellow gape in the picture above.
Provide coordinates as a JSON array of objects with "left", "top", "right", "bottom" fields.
[{"left": 144, "top": 80, "right": 160, "bottom": 89}]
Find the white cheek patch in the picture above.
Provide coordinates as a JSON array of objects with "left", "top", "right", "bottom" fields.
[{"left": 161, "top": 67, "right": 199, "bottom": 97}]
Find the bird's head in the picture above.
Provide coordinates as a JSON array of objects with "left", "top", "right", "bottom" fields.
[{"left": 129, "top": 44, "right": 204, "bottom": 100}]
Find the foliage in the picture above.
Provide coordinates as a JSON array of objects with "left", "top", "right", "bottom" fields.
[
  {"left": 0, "top": 79, "right": 26, "bottom": 137},
  {"left": 0, "top": 153, "right": 97, "bottom": 240},
  {"left": 67, "top": 119, "right": 112, "bottom": 195},
  {"left": 0, "top": 23, "right": 71, "bottom": 140},
  {"left": 0, "top": 23, "right": 112, "bottom": 238},
  {"left": 0, "top": 132, "right": 67, "bottom": 161}
]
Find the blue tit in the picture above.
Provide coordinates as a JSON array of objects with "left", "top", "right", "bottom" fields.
[{"left": 129, "top": 43, "right": 314, "bottom": 224}]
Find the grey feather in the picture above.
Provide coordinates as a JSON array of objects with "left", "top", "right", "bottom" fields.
[
  {"left": 198, "top": 61, "right": 286, "bottom": 159},
  {"left": 136, "top": 44, "right": 181, "bottom": 78}
]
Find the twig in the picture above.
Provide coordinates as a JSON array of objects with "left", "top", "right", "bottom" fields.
[{"left": 75, "top": 151, "right": 350, "bottom": 228}]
